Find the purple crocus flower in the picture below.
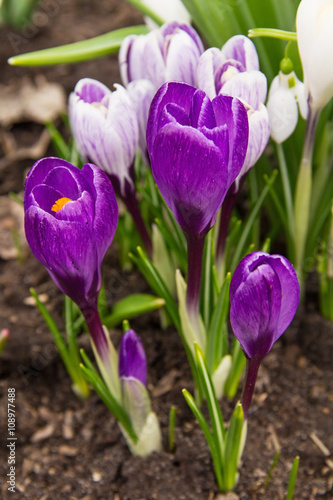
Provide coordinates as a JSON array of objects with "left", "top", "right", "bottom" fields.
[
  {"left": 69, "top": 78, "right": 152, "bottom": 255},
  {"left": 118, "top": 329, "right": 147, "bottom": 386},
  {"left": 24, "top": 157, "right": 118, "bottom": 361},
  {"left": 147, "top": 81, "right": 248, "bottom": 236},
  {"left": 147, "top": 81, "right": 248, "bottom": 317},
  {"left": 230, "top": 251, "right": 300, "bottom": 417},
  {"left": 119, "top": 21, "right": 204, "bottom": 91}
]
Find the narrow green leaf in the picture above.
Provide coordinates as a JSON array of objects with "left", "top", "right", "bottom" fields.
[
  {"left": 103, "top": 294, "right": 165, "bottom": 328},
  {"left": 224, "top": 340, "right": 246, "bottom": 399},
  {"left": 168, "top": 406, "right": 177, "bottom": 453},
  {"left": 264, "top": 451, "right": 281, "bottom": 488},
  {"left": 285, "top": 456, "right": 300, "bottom": 500},
  {"left": 223, "top": 403, "right": 244, "bottom": 490},
  {"left": 194, "top": 343, "right": 225, "bottom": 454},
  {"left": 80, "top": 349, "right": 138, "bottom": 443},
  {"left": 45, "top": 121, "right": 71, "bottom": 161},
  {"left": 206, "top": 273, "right": 231, "bottom": 373},
  {"left": 125, "top": 0, "right": 165, "bottom": 26},
  {"left": 182, "top": 388, "right": 223, "bottom": 491},
  {"left": 130, "top": 247, "right": 180, "bottom": 330},
  {"left": 8, "top": 25, "right": 149, "bottom": 66},
  {"left": 230, "top": 171, "right": 278, "bottom": 272},
  {"left": 201, "top": 231, "right": 214, "bottom": 330}
]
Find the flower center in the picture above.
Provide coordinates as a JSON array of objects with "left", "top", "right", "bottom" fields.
[{"left": 51, "top": 197, "right": 72, "bottom": 212}]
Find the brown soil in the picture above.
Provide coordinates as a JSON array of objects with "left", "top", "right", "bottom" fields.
[{"left": 0, "top": 2, "right": 333, "bottom": 499}]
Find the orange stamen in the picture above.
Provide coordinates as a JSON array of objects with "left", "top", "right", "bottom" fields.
[{"left": 51, "top": 197, "right": 72, "bottom": 212}]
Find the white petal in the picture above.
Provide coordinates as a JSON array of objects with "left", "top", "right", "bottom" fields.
[
  {"left": 196, "top": 47, "right": 225, "bottom": 99},
  {"left": 221, "top": 70, "right": 267, "bottom": 110},
  {"left": 240, "top": 104, "right": 270, "bottom": 176},
  {"left": 267, "top": 87, "right": 298, "bottom": 143},
  {"left": 141, "top": 0, "right": 191, "bottom": 29}
]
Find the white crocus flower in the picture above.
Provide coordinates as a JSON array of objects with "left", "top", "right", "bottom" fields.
[
  {"left": 296, "top": 0, "right": 333, "bottom": 111},
  {"left": 267, "top": 70, "right": 308, "bottom": 143},
  {"left": 140, "top": 0, "right": 191, "bottom": 29}
]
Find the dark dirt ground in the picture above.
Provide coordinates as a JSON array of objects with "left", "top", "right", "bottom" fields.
[{"left": 0, "top": 1, "right": 333, "bottom": 499}]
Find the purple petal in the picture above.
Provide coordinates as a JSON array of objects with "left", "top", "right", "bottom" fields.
[
  {"left": 189, "top": 91, "right": 216, "bottom": 129},
  {"left": 151, "top": 123, "right": 227, "bottom": 235},
  {"left": 74, "top": 78, "right": 111, "bottom": 104},
  {"left": 221, "top": 35, "right": 260, "bottom": 71},
  {"left": 230, "top": 262, "right": 282, "bottom": 359},
  {"left": 230, "top": 251, "right": 300, "bottom": 359},
  {"left": 212, "top": 95, "right": 249, "bottom": 189},
  {"left": 146, "top": 82, "right": 198, "bottom": 158},
  {"left": 263, "top": 254, "right": 300, "bottom": 340},
  {"left": 118, "top": 329, "right": 147, "bottom": 385}
]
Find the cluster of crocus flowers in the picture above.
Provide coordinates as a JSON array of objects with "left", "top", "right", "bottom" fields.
[
  {"left": 24, "top": 157, "right": 160, "bottom": 455},
  {"left": 146, "top": 81, "right": 249, "bottom": 341},
  {"left": 69, "top": 78, "right": 152, "bottom": 255},
  {"left": 195, "top": 35, "right": 270, "bottom": 270},
  {"left": 230, "top": 251, "right": 300, "bottom": 418}
]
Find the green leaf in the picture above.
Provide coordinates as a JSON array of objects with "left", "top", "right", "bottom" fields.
[
  {"left": 8, "top": 25, "right": 149, "bottom": 66},
  {"left": 125, "top": 0, "right": 165, "bottom": 26},
  {"left": 285, "top": 456, "right": 300, "bottom": 500},
  {"left": 103, "top": 294, "right": 165, "bottom": 328},
  {"left": 206, "top": 273, "right": 231, "bottom": 373},
  {"left": 223, "top": 403, "right": 245, "bottom": 491},
  {"left": 80, "top": 349, "right": 138, "bottom": 443},
  {"left": 182, "top": 388, "right": 224, "bottom": 491},
  {"left": 248, "top": 28, "right": 297, "bottom": 42},
  {"left": 224, "top": 340, "right": 246, "bottom": 399},
  {"left": 194, "top": 343, "right": 225, "bottom": 453}
]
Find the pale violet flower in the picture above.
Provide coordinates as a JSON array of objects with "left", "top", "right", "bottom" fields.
[
  {"left": 196, "top": 35, "right": 270, "bottom": 183},
  {"left": 127, "top": 79, "right": 156, "bottom": 164},
  {"left": 119, "top": 21, "right": 204, "bottom": 91},
  {"left": 297, "top": 0, "right": 333, "bottom": 111},
  {"left": 267, "top": 69, "right": 308, "bottom": 143},
  {"left": 69, "top": 78, "right": 139, "bottom": 198},
  {"left": 140, "top": 0, "right": 190, "bottom": 29}
]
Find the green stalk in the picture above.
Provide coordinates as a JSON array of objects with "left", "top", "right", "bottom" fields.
[{"left": 294, "top": 105, "right": 320, "bottom": 283}]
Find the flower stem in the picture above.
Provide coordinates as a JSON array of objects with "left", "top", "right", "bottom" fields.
[
  {"left": 185, "top": 233, "right": 206, "bottom": 317},
  {"left": 241, "top": 357, "right": 261, "bottom": 419},
  {"left": 294, "top": 104, "right": 320, "bottom": 284},
  {"left": 81, "top": 302, "right": 109, "bottom": 363}
]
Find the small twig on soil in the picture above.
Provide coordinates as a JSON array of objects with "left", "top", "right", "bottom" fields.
[{"left": 309, "top": 432, "right": 331, "bottom": 457}]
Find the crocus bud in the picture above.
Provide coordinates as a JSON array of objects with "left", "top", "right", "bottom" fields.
[
  {"left": 146, "top": 81, "right": 249, "bottom": 237},
  {"left": 69, "top": 78, "right": 139, "bottom": 198},
  {"left": 118, "top": 329, "right": 147, "bottom": 386},
  {"left": 230, "top": 251, "right": 300, "bottom": 418},
  {"left": 296, "top": 0, "right": 333, "bottom": 111},
  {"left": 140, "top": 0, "right": 191, "bottom": 29},
  {"left": 119, "top": 329, "right": 162, "bottom": 456},
  {"left": 196, "top": 35, "right": 270, "bottom": 181},
  {"left": 230, "top": 251, "right": 300, "bottom": 361},
  {"left": 119, "top": 21, "right": 204, "bottom": 91},
  {"left": 24, "top": 157, "right": 118, "bottom": 309},
  {"left": 267, "top": 65, "right": 308, "bottom": 143}
]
